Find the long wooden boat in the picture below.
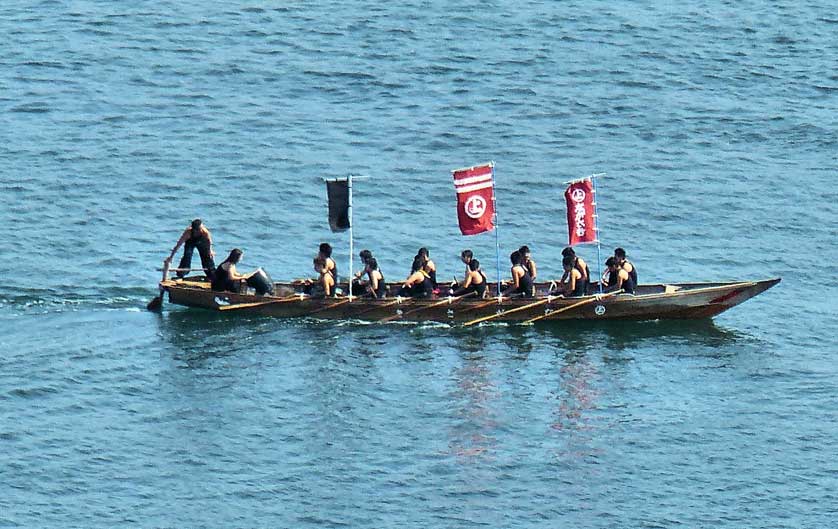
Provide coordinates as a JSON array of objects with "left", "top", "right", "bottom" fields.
[{"left": 156, "top": 275, "right": 780, "bottom": 324}]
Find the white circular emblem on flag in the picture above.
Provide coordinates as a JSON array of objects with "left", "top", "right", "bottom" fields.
[
  {"left": 571, "top": 188, "right": 586, "bottom": 203},
  {"left": 464, "top": 195, "right": 487, "bottom": 219}
]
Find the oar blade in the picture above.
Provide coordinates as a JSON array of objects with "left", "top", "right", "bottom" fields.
[{"left": 146, "top": 294, "right": 163, "bottom": 312}]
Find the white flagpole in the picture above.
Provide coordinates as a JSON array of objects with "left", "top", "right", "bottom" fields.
[
  {"left": 348, "top": 174, "right": 354, "bottom": 301},
  {"left": 591, "top": 174, "right": 605, "bottom": 294},
  {"left": 491, "top": 162, "right": 501, "bottom": 297}
]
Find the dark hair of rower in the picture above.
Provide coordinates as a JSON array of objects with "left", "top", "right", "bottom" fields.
[
  {"left": 518, "top": 245, "right": 530, "bottom": 256},
  {"left": 359, "top": 249, "right": 372, "bottom": 263},
  {"left": 469, "top": 259, "right": 480, "bottom": 271},
  {"left": 562, "top": 247, "right": 576, "bottom": 258},
  {"left": 562, "top": 255, "right": 575, "bottom": 269},
  {"left": 614, "top": 247, "right": 626, "bottom": 258},
  {"left": 461, "top": 249, "right": 473, "bottom": 261},
  {"left": 411, "top": 255, "right": 424, "bottom": 273},
  {"left": 319, "top": 243, "right": 332, "bottom": 257},
  {"left": 417, "top": 247, "right": 429, "bottom": 259},
  {"left": 605, "top": 256, "right": 617, "bottom": 268},
  {"left": 191, "top": 218, "right": 202, "bottom": 230},
  {"left": 510, "top": 250, "right": 522, "bottom": 265},
  {"left": 223, "top": 248, "right": 243, "bottom": 264},
  {"left": 367, "top": 257, "right": 379, "bottom": 270}
]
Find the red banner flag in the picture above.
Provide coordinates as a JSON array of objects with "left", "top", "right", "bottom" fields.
[
  {"left": 565, "top": 178, "right": 597, "bottom": 245},
  {"left": 452, "top": 163, "right": 496, "bottom": 236}
]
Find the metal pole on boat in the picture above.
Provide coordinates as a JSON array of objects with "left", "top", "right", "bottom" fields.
[
  {"left": 592, "top": 173, "right": 605, "bottom": 294},
  {"left": 491, "top": 161, "right": 501, "bottom": 297},
  {"left": 348, "top": 174, "right": 354, "bottom": 302}
]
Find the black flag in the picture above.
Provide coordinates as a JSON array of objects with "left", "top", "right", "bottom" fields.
[{"left": 327, "top": 179, "right": 350, "bottom": 232}]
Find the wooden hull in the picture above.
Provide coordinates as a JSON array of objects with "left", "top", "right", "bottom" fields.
[{"left": 159, "top": 277, "right": 780, "bottom": 324}]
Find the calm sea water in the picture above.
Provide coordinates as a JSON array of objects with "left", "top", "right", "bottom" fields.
[{"left": 1, "top": 1, "right": 837, "bottom": 527}]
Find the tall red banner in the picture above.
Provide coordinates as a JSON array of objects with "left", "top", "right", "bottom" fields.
[
  {"left": 452, "top": 163, "right": 496, "bottom": 236},
  {"left": 565, "top": 179, "right": 597, "bottom": 245}
]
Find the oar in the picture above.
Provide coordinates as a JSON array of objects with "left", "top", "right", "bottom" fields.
[
  {"left": 302, "top": 297, "right": 353, "bottom": 317},
  {"left": 462, "top": 297, "right": 552, "bottom": 327},
  {"left": 377, "top": 291, "right": 477, "bottom": 323},
  {"left": 146, "top": 287, "right": 164, "bottom": 312},
  {"left": 350, "top": 297, "right": 404, "bottom": 318},
  {"left": 155, "top": 267, "right": 208, "bottom": 273},
  {"left": 217, "top": 295, "right": 302, "bottom": 311},
  {"left": 147, "top": 259, "right": 170, "bottom": 311},
  {"left": 457, "top": 296, "right": 507, "bottom": 314},
  {"left": 522, "top": 290, "right": 622, "bottom": 324}
]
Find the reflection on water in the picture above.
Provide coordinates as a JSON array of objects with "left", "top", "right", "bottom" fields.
[
  {"left": 153, "top": 309, "right": 760, "bottom": 471},
  {"left": 531, "top": 318, "right": 751, "bottom": 351}
]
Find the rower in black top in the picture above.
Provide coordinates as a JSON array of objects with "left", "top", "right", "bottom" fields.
[
  {"left": 416, "top": 247, "right": 437, "bottom": 288},
  {"left": 502, "top": 250, "right": 534, "bottom": 298},
  {"left": 211, "top": 248, "right": 255, "bottom": 292},
  {"left": 614, "top": 247, "right": 638, "bottom": 286},
  {"left": 518, "top": 245, "right": 537, "bottom": 281},
  {"left": 400, "top": 256, "right": 434, "bottom": 298},
  {"left": 166, "top": 218, "right": 216, "bottom": 280},
  {"left": 559, "top": 255, "right": 587, "bottom": 297},
  {"left": 319, "top": 243, "right": 338, "bottom": 284},
  {"left": 452, "top": 259, "right": 487, "bottom": 298},
  {"left": 604, "top": 257, "right": 635, "bottom": 294},
  {"left": 364, "top": 257, "right": 387, "bottom": 298},
  {"left": 561, "top": 247, "right": 590, "bottom": 294}
]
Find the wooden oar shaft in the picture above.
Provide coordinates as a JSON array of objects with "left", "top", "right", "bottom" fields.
[
  {"left": 462, "top": 297, "right": 550, "bottom": 326},
  {"left": 457, "top": 296, "right": 507, "bottom": 314},
  {"left": 217, "top": 295, "right": 300, "bottom": 311},
  {"left": 304, "top": 297, "right": 352, "bottom": 316},
  {"left": 378, "top": 292, "right": 477, "bottom": 323},
  {"left": 351, "top": 298, "right": 404, "bottom": 317},
  {"left": 523, "top": 290, "right": 622, "bottom": 324}
]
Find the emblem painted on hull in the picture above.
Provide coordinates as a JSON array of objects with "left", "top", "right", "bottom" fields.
[{"left": 594, "top": 304, "right": 606, "bottom": 316}]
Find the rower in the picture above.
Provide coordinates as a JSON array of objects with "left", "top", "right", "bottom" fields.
[
  {"left": 518, "top": 245, "right": 537, "bottom": 281},
  {"left": 559, "top": 255, "right": 586, "bottom": 297},
  {"left": 399, "top": 256, "right": 435, "bottom": 298},
  {"left": 604, "top": 257, "right": 635, "bottom": 294},
  {"left": 415, "top": 247, "right": 437, "bottom": 289},
  {"left": 310, "top": 256, "right": 336, "bottom": 297},
  {"left": 502, "top": 250, "right": 534, "bottom": 298},
  {"left": 452, "top": 259, "right": 488, "bottom": 298},
  {"left": 561, "top": 247, "right": 590, "bottom": 293},
  {"left": 352, "top": 249, "right": 375, "bottom": 295},
  {"left": 363, "top": 257, "right": 387, "bottom": 298},
  {"left": 166, "top": 218, "right": 216, "bottom": 280},
  {"left": 460, "top": 249, "right": 474, "bottom": 279},
  {"left": 614, "top": 247, "right": 638, "bottom": 286},
  {"left": 318, "top": 243, "right": 338, "bottom": 284},
  {"left": 211, "top": 248, "right": 256, "bottom": 292}
]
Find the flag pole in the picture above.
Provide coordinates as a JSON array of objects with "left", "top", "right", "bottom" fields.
[
  {"left": 348, "top": 174, "right": 354, "bottom": 301},
  {"left": 591, "top": 174, "right": 604, "bottom": 294},
  {"left": 491, "top": 162, "right": 501, "bottom": 297}
]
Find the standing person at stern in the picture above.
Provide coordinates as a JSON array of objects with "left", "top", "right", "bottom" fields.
[{"left": 165, "top": 218, "right": 215, "bottom": 280}]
